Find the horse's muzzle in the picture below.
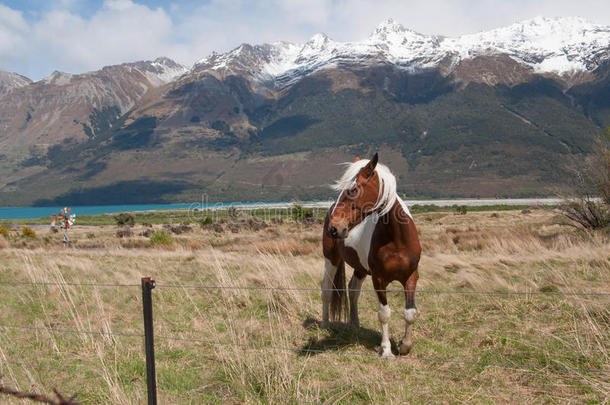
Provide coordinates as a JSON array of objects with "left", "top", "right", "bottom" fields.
[{"left": 328, "top": 225, "right": 347, "bottom": 239}]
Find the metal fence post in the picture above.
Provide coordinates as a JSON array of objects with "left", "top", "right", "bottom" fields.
[{"left": 141, "top": 277, "right": 157, "bottom": 405}]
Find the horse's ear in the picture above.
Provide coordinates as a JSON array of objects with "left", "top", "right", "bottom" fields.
[
  {"left": 362, "top": 153, "right": 378, "bottom": 178},
  {"left": 369, "top": 153, "right": 378, "bottom": 170},
  {"left": 354, "top": 156, "right": 360, "bottom": 162}
]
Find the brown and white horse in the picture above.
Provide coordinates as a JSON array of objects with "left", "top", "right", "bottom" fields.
[{"left": 321, "top": 153, "right": 421, "bottom": 358}]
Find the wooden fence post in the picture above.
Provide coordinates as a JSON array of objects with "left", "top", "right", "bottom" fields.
[{"left": 141, "top": 277, "right": 157, "bottom": 405}]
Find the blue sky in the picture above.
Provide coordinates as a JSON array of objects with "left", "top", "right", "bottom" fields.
[{"left": 1, "top": 0, "right": 609, "bottom": 81}]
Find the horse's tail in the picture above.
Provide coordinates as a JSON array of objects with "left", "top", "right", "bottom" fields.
[{"left": 330, "top": 261, "right": 348, "bottom": 322}]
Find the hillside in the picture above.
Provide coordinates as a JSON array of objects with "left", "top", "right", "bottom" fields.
[{"left": 1, "top": 17, "right": 609, "bottom": 206}]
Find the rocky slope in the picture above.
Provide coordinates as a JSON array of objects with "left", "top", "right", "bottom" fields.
[
  {"left": 0, "top": 17, "right": 609, "bottom": 206},
  {"left": 0, "top": 71, "right": 32, "bottom": 99}
]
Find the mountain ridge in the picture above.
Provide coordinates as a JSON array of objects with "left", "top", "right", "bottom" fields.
[{"left": 0, "top": 17, "right": 609, "bottom": 206}]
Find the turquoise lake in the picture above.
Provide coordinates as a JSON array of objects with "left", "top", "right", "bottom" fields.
[{"left": 0, "top": 202, "right": 283, "bottom": 219}]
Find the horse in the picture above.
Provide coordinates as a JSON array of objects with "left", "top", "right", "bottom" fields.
[{"left": 321, "top": 153, "right": 421, "bottom": 358}]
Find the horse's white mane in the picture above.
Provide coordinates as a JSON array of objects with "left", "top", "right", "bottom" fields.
[{"left": 331, "top": 159, "right": 397, "bottom": 216}]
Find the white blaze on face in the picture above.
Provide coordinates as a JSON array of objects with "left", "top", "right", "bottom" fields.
[{"left": 344, "top": 212, "right": 378, "bottom": 272}]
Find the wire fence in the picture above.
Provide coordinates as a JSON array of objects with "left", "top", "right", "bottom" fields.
[
  {"left": 0, "top": 278, "right": 608, "bottom": 404},
  {"left": 1, "top": 280, "right": 608, "bottom": 296},
  {"left": 0, "top": 322, "right": 607, "bottom": 374}
]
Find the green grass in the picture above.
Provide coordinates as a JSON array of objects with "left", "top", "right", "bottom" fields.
[{"left": 0, "top": 204, "right": 548, "bottom": 226}]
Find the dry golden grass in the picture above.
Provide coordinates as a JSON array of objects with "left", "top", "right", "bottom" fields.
[{"left": 0, "top": 209, "right": 608, "bottom": 404}]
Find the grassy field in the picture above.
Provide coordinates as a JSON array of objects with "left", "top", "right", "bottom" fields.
[{"left": 0, "top": 208, "right": 608, "bottom": 404}]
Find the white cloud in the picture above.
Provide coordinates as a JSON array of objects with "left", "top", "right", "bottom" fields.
[
  {"left": 0, "top": 0, "right": 608, "bottom": 80},
  {"left": 0, "top": 5, "right": 29, "bottom": 70}
]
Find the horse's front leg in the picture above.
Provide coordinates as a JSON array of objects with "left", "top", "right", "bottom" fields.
[
  {"left": 373, "top": 277, "right": 394, "bottom": 359},
  {"left": 321, "top": 258, "right": 338, "bottom": 328},
  {"left": 399, "top": 269, "right": 419, "bottom": 355},
  {"left": 348, "top": 272, "right": 365, "bottom": 328}
]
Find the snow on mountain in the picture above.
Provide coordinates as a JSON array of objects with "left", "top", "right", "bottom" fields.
[
  {"left": 444, "top": 17, "right": 610, "bottom": 73},
  {"left": 0, "top": 71, "right": 32, "bottom": 99},
  {"left": 141, "top": 57, "right": 189, "bottom": 86},
  {"left": 38, "top": 57, "right": 188, "bottom": 88},
  {"left": 194, "top": 17, "right": 610, "bottom": 88}
]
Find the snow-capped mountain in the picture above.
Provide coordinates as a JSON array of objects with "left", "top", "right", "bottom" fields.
[
  {"left": 1, "top": 17, "right": 609, "bottom": 206},
  {"left": 0, "top": 71, "right": 32, "bottom": 99},
  {"left": 194, "top": 17, "right": 610, "bottom": 88}
]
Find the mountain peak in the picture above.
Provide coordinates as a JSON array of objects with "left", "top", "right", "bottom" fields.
[
  {"left": 374, "top": 18, "right": 406, "bottom": 33},
  {"left": 305, "top": 33, "right": 330, "bottom": 47},
  {"left": 191, "top": 16, "right": 609, "bottom": 86}
]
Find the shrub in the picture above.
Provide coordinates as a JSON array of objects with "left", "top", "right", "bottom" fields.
[
  {"left": 291, "top": 204, "right": 313, "bottom": 222},
  {"left": 453, "top": 205, "right": 468, "bottom": 215},
  {"left": 116, "top": 227, "right": 133, "bottom": 238},
  {"left": 140, "top": 229, "right": 154, "bottom": 237},
  {"left": 588, "top": 129, "right": 610, "bottom": 205},
  {"left": 198, "top": 217, "right": 213, "bottom": 228},
  {"left": 21, "top": 225, "right": 36, "bottom": 238},
  {"left": 169, "top": 223, "right": 192, "bottom": 234},
  {"left": 114, "top": 212, "right": 135, "bottom": 226},
  {"left": 227, "top": 206, "right": 238, "bottom": 220},
  {"left": 0, "top": 224, "right": 9, "bottom": 238},
  {"left": 560, "top": 199, "right": 610, "bottom": 230},
  {"left": 561, "top": 129, "right": 610, "bottom": 230},
  {"left": 149, "top": 230, "right": 173, "bottom": 246}
]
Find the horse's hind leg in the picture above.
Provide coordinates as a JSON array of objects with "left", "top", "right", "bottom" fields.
[
  {"left": 399, "top": 269, "right": 419, "bottom": 355},
  {"left": 373, "top": 277, "right": 394, "bottom": 359},
  {"left": 348, "top": 271, "right": 366, "bottom": 328}
]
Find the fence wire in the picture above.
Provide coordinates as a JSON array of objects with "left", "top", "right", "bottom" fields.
[
  {"left": 1, "top": 280, "right": 608, "bottom": 296},
  {"left": 1, "top": 323, "right": 607, "bottom": 374},
  {"left": 155, "top": 283, "right": 610, "bottom": 296},
  {"left": 1, "top": 278, "right": 609, "bottom": 405},
  {"left": 0, "top": 281, "right": 138, "bottom": 288}
]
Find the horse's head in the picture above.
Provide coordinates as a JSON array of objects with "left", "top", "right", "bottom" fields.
[{"left": 328, "top": 153, "right": 382, "bottom": 239}]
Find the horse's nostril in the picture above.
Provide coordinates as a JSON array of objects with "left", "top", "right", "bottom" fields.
[{"left": 329, "top": 226, "right": 337, "bottom": 237}]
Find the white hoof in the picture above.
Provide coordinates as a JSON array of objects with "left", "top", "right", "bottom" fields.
[{"left": 380, "top": 351, "right": 395, "bottom": 359}]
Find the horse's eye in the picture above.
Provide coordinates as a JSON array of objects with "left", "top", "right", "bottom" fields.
[{"left": 347, "top": 186, "right": 358, "bottom": 198}]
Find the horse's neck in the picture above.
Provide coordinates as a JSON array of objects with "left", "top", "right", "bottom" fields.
[{"left": 380, "top": 198, "right": 414, "bottom": 245}]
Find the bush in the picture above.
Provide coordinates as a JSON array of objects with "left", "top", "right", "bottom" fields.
[
  {"left": 453, "top": 205, "right": 468, "bottom": 215},
  {"left": 114, "top": 212, "right": 135, "bottom": 226},
  {"left": 560, "top": 199, "right": 610, "bottom": 229},
  {"left": 168, "top": 223, "right": 192, "bottom": 234},
  {"left": 0, "top": 224, "right": 9, "bottom": 238},
  {"left": 198, "top": 217, "right": 213, "bottom": 228},
  {"left": 140, "top": 229, "right": 154, "bottom": 237},
  {"left": 561, "top": 129, "right": 610, "bottom": 229},
  {"left": 227, "top": 207, "right": 238, "bottom": 220},
  {"left": 21, "top": 225, "right": 36, "bottom": 238},
  {"left": 291, "top": 204, "right": 313, "bottom": 222},
  {"left": 588, "top": 129, "right": 610, "bottom": 204},
  {"left": 149, "top": 230, "right": 173, "bottom": 246},
  {"left": 116, "top": 227, "right": 133, "bottom": 238}
]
